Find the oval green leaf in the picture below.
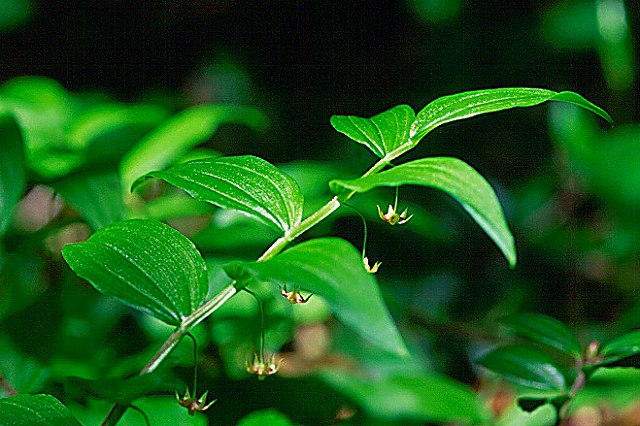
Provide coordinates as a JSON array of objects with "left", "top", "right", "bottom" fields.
[
  {"left": 411, "top": 88, "right": 612, "bottom": 143},
  {"left": 330, "top": 157, "right": 516, "bottom": 267},
  {"left": 500, "top": 313, "right": 582, "bottom": 358},
  {"left": 223, "top": 237, "right": 408, "bottom": 356},
  {"left": 321, "top": 371, "right": 488, "bottom": 424},
  {"left": 599, "top": 331, "right": 640, "bottom": 365},
  {"left": 120, "top": 104, "right": 268, "bottom": 194},
  {"left": 141, "top": 155, "right": 304, "bottom": 234},
  {"left": 330, "top": 105, "right": 415, "bottom": 158},
  {"left": 0, "top": 113, "right": 25, "bottom": 236},
  {"left": 476, "top": 345, "right": 568, "bottom": 392},
  {"left": 0, "top": 394, "right": 83, "bottom": 426},
  {"left": 62, "top": 219, "right": 209, "bottom": 326}
]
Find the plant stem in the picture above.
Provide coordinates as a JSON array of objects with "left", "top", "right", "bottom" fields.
[{"left": 101, "top": 155, "right": 390, "bottom": 425}]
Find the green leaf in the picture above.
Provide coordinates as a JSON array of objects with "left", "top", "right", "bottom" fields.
[
  {"left": 142, "top": 156, "right": 304, "bottom": 234},
  {"left": 53, "top": 172, "right": 125, "bottom": 230},
  {"left": 321, "top": 371, "right": 488, "bottom": 424},
  {"left": 411, "top": 88, "right": 612, "bottom": 143},
  {"left": 237, "top": 410, "right": 297, "bottom": 426},
  {"left": 331, "top": 157, "right": 516, "bottom": 267},
  {"left": 0, "top": 113, "right": 25, "bottom": 235},
  {"left": 476, "top": 345, "right": 568, "bottom": 392},
  {"left": 497, "top": 403, "right": 557, "bottom": 426},
  {"left": 599, "top": 331, "right": 640, "bottom": 365},
  {"left": 62, "top": 219, "right": 209, "bottom": 326},
  {"left": 0, "top": 394, "right": 83, "bottom": 426},
  {"left": 223, "top": 237, "right": 408, "bottom": 356},
  {"left": 64, "top": 372, "right": 184, "bottom": 405},
  {"left": 120, "top": 104, "right": 267, "bottom": 193},
  {"left": 330, "top": 105, "right": 415, "bottom": 158},
  {"left": 500, "top": 313, "right": 582, "bottom": 358}
]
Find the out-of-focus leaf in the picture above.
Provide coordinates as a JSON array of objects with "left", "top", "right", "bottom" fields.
[
  {"left": 411, "top": 88, "right": 611, "bottom": 144},
  {"left": 62, "top": 219, "right": 208, "bottom": 326},
  {"left": 321, "top": 371, "right": 489, "bottom": 424},
  {"left": 0, "top": 394, "right": 83, "bottom": 426},
  {"left": 598, "top": 331, "right": 640, "bottom": 366},
  {"left": 69, "top": 396, "right": 207, "bottom": 426},
  {"left": 0, "top": 0, "right": 32, "bottom": 31},
  {"left": 224, "top": 238, "right": 408, "bottom": 356},
  {"left": 237, "top": 409, "right": 297, "bottom": 426},
  {"left": 0, "top": 77, "right": 82, "bottom": 179},
  {"left": 330, "top": 105, "right": 415, "bottom": 158},
  {"left": 54, "top": 172, "right": 124, "bottom": 230},
  {"left": 120, "top": 104, "right": 267, "bottom": 193},
  {"left": 0, "top": 334, "right": 50, "bottom": 394},
  {"left": 143, "top": 193, "right": 216, "bottom": 221},
  {"left": 500, "top": 313, "right": 582, "bottom": 358},
  {"left": 142, "top": 156, "right": 304, "bottom": 234},
  {"left": 497, "top": 403, "right": 557, "bottom": 426},
  {"left": 0, "top": 113, "right": 25, "bottom": 235},
  {"left": 331, "top": 157, "right": 516, "bottom": 267},
  {"left": 64, "top": 372, "right": 184, "bottom": 405},
  {"left": 476, "top": 345, "right": 568, "bottom": 392},
  {"left": 68, "top": 103, "right": 169, "bottom": 169},
  {"left": 193, "top": 211, "right": 278, "bottom": 252},
  {"left": 570, "top": 368, "right": 640, "bottom": 411}
]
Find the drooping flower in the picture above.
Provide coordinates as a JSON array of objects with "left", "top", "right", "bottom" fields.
[
  {"left": 377, "top": 204, "right": 413, "bottom": 225},
  {"left": 280, "top": 285, "right": 312, "bottom": 304},
  {"left": 363, "top": 257, "right": 381, "bottom": 274},
  {"left": 246, "top": 353, "right": 282, "bottom": 380},
  {"left": 175, "top": 387, "right": 216, "bottom": 416}
]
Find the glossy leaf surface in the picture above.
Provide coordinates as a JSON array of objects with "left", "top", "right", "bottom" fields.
[
  {"left": 411, "top": 88, "right": 612, "bottom": 143},
  {"left": 599, "top": 331, "right": 640, "bottom": 365},
  {"left": 224, "top": 237, "right": 408, "bottom": 356},
  {"left": 62, "top": 219, "right": 208, "bottom": 326},
  {"left": 321, "top": 371, "right": 488, "bottom": 424},
  {"left": 0, "top": 113, "right": 25, "bottom": 235},
  {"left": 0, "top": 394, "right": 82, "bottom": 426},
  {"left": 331, "top": 157, "right": 516, "bottom": 267},
  {"left": 476, "top": 345, "right": 568, "bottom": 391},
  {"left": 330, "top": 105, "right": 415, "bottom": 158},
  {"left": 500, "top": 313, "right": 582, "bottom": 358},
  {"left": 120, "top": 104, "right": 267, "bottom": 193},
  {"left": 143, "top": 155, "right": 304, "bottom": 234}
]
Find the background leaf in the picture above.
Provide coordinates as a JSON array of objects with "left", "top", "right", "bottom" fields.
[
  {"left": 599, "top": 331, "right": 640, "bottom": 365},
  {"left": 0, "top": 113, "right": 25, "bottom": 235},
  {"left": 224, "top": 237, "right": 408, "bottom": 356},
  {"left": 0, "top": 394, "right": 83, "bottom": 426},
  {"left": 120, "top": 104, "right": 267, "bottom": 193},
  {"left": 321, "top": 371, "right": 489, "bottom": 424},
  {"left": 410, "top": 88, "right": 612, "bottom": 143},
  {"left": 330, "top": 105, "right": 415, "bottom": 158},
  {"left": 237, "top": 409, "right": 298, "bottom": 426},
  {"left": 144, "top": 155, "right": 304, "bottom": 234},
  {"left": 500, "top": 313, "right": 582, "bottom": 358},
  {"left": 53, "top": 171, "right": 125, "bottom": 230},
  {"left": 62, "top": 219, "right": 209, "bottom": 326},
  {"left": 476, "top": 345, "right": 568, "bottom": 392},
  {"left": 331, "top": 157, "right": 516, "bottom": 267}
]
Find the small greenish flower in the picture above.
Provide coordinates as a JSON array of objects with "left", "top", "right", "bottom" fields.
[
  {"left": 363, "top": 257, "right": 381, "bottom": 274},
  {"left": 377, "top": 204, "right": 413, "bottom": 225},
  {"left": 246, "top": 353, "right": 282, "bottom": 380},
  {"left": 175, "top": 387, "right": 216, "bottom": 416},
  {"left": 280, "top": 284, "right": 312, "bottom": 304}
]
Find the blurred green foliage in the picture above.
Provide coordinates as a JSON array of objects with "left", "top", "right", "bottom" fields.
[{"left": 1, "top": 1, "right": 639, "bottom": 425}]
